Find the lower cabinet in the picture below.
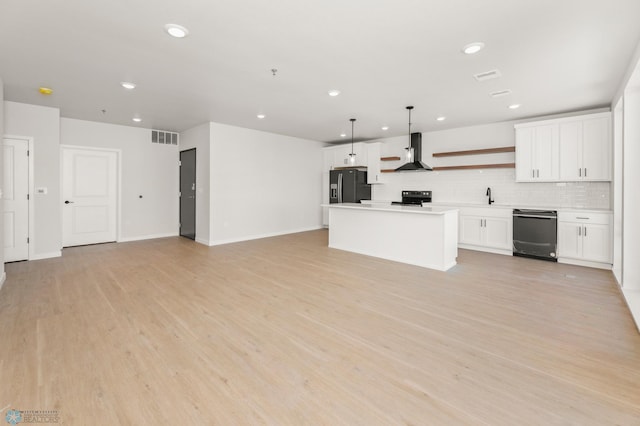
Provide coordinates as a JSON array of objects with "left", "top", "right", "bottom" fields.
[
  {"left": 557, "top": 211, "right": 612, "bottom": 266},
  {"left": 458, "top": 207, "right": 513, "bottom": 254}
]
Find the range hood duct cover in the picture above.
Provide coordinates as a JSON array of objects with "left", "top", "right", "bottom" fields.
[{"left": 395, "top": 133, "right": 433, "bottom": 171}]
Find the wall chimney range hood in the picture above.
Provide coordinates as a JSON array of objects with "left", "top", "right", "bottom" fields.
[
  {"left": 395, "top": 133, "right": 433, "bottom": 171},
  {"left": 395, "top": 106, "right": 432, "bottom": 172}
]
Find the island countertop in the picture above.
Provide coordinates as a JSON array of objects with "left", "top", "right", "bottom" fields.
[
  {"left": 325, "top": 203, "right": 458, "bottom": 271},
  {"left": 323, "top": 203, "right": 458, "bottom": 215}
]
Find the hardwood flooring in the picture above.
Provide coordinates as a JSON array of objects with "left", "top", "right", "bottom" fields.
[{"left": 1, "top": 230, "right": 639, "bottom": 425}]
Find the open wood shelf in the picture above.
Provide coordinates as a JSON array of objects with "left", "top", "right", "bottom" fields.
[
  {"left": 432, "top": 146, "right": 515, "bottom": 157},
  {"left": 381, "top": 162, "right": 515, "bottom": 173},
  {"left": 432, "top": 163, "right": 515, "bottom": 171},
  {"left": 380, "top": 156, "right": 401, "bottom": 161}
]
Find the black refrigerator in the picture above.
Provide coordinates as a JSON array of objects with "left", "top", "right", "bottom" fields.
[{"left": 329, "top": 169, "right": 371, "bottom": 203}]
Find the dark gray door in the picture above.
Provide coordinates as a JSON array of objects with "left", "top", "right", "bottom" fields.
[{"left": 179, "top": 149, "right": 196, "bottom": 240}]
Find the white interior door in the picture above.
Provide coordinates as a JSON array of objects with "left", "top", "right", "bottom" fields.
[
  {"left": 62, "top": 147, "right": 117, "bottom": 247},
  {"left": 3, "top": 138, "right": 29, "bottom": 262}
]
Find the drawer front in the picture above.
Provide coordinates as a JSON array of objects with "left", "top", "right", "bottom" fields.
[{"left": 558, "top": 211, "right": 611, "bottom": 225}]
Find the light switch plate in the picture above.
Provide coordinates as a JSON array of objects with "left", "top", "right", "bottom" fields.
[{"left": 36, "top": 187, "right": 48, "bottom": 195}]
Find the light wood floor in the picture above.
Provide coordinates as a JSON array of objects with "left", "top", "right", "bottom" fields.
[{"left": 1, "top": 230, "right": 639, "bottom": 425}]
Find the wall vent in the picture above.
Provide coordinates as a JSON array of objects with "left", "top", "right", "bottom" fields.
[
  {"left": 474, "top": 69, "right": 502, "bottom": 82},
  {"left": 151, "top": 130, "right": 179, "bottom": 145},
  {"left": 490, "top": 89, "right": 512, "bottom": 98}
]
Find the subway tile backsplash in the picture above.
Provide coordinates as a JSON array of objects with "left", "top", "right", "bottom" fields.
[{"left": 372, "top": 169, "right": 611, "bottom": 209}]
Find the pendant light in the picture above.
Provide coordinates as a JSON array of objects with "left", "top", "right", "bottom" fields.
[
  {"left": 405, "top": 106, "right": 414, "bottom": 162},
  {"left": 348, "top": 118, "right": 356, "bottom": 165}
]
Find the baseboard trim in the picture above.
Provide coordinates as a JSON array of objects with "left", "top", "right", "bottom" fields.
[
  {"left": 557, "top": 258, "right": 612, "bottom": 270},
  {"left": 458, "top": 244, "right": 512, "bottom": 256},
  {"left": 0, "top": 272, "right": 6, "bottom": 292},
  {"left": 621, "top": 289, "right": 640, "bottom": 333},
  {"left": 30, "top": 251, "right": 62, "bottom": 261},
  {"left": 118, "top": 232, "right": 179, "bottom": 243},
  {"left": 195, "top": 237, "right": 210, "bottom": 246},
  {"left": 209, "top": 226, "right": 323, "bottom": 246}
]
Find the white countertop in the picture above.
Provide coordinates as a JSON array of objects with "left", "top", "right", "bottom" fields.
[
  {"left": 324, "top": 203, "right": 458, "bottom": 215},
  {"left": 360, "top": 200, "right": 612, "bottom": 214}
]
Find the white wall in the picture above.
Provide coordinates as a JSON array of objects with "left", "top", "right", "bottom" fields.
[
  {"left": 209, "top": 122, "right": 324, "bottom": 245},
  {"left": 179, "top": 123, "right": 211, "bottom": 245},
  {"left": 4, "top": 101, "right": 61, "bottom": 258},
  {"left": 60, "top": 118, "right": 179, "bottom": 241},
  {"left": 0, "top": 78, "right": 5, "bottom": 287},
  {"left": 612, "top": 98, "right": 624, "bottom": 283},
  {"left": 622, "top": 84, "right": 640, "bottom": 290},
  {"left": 370, "top": 112, "right": 610, "bottom": 209}
]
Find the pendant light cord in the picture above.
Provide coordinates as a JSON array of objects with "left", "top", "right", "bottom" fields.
[{"left": 350, "top": 118, "right": 356, "bottom": 155}]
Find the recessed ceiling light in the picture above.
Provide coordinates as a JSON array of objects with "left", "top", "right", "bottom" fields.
[
  {"left": 121, "top": 82, "right": 136, "bottom": 90},
  {"left": 381, "top": 126, "right": 389, "bottom": 131},
  {"left": 38, "top": 87, "right": 53, "bottom": 95},
  {"left": 164, "top": 24, "right": 189, "bottom": 38},
  {"left": 462, "top": 42, "right": 485, "bottom": 55},
  {"left": 340, "top": 133, "right": 347, "bottom": 138},
  {"left": 436, "top": 116, "right": 446, "bottom": 121},
  {"left": 132, "top": 117, "right": 142, "bottom": 122},
  {"left": 257, "top": 114, "right": 266, "bottom": 119},
  {"left": 328, "top": 90, "right": 341, "bottom": 97},
  {"left": 509, "top": 104, "right": 521, "bottom": 109}
]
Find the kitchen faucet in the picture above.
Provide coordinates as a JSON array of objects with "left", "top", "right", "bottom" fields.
[{"left": 486, "top": 187, "right": 494, "bottom": 205}]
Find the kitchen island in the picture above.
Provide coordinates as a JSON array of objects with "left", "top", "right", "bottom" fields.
[{"left": 326, "top": 203, "right": 459, "bottom": 271}]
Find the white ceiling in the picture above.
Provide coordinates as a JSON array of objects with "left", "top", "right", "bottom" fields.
[{"left": 1, "top": 0, "right": 640, "bottom": 143}]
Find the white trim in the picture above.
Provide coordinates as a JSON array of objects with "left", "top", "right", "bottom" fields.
[
  {"left": 209, "top": 226, "right": 323, "bottom": 246},
  {"left": 118, "top": 232, "right": 178, "bottom": 243},
  {"left": 3, "top": 135, "right": 35, "bottom": 261},
  {"left": 30, "top": 251, "right": 62, "bottom": 260},
  {"left": 458, "top": 244, "right": 512, "bottom": 256},
  {"left": 621, "top": 289, "right": 640, "bottom": 333},
  {"left": 60, "top": 145, "right": 122, "bottom": 246},
  {"left": 0, "top": 272, "right": 6, "bottom": 292},
  {"left": 558, "top": 258, "right": 612, "bottom": 270},
  {"left": 195, "top": 237, "right": 210, "bottom": 246}
]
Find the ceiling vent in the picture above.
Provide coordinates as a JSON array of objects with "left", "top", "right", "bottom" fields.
[
  {"left": 474, "top": 69, "right": 502, "bottom": 82},
  {"left": 490, "top": 89, "right": 512, "bottom": 98},
  {"left": 151, "top": 130, "right": 179, "bottom": 145}
]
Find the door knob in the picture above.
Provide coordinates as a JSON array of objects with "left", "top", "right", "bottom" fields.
[{"left": 64, "top": 200, "right": 74, "bottom": 204}]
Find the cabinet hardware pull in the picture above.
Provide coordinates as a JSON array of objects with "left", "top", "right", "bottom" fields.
[
  {"left": 584, "top": 168, "right": 587, "bottom": 177},
  {"left": 532, "top": 169, "right": 535, "bottom": 178},
  {"left": 536, "top": 169, "right": 539, "bottom": 178},
  {"left": 584, "top": 226, "right": 587, "bottom": 237},
  {"left": 578, "top": 226, "right": 581, "bottom": 236},
  {"left": 576, "top": 217, "right": 589, "bottom": 220},
  {"left": 579, "top": 168, "right": 581, "bottom": 177}
]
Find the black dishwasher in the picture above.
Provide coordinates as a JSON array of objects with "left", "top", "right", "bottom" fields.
[{"left": 512, "top": 209, "right": 557, "bottom": 261}]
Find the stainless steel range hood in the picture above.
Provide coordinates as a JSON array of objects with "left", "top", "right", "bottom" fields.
[{"left": 395, "top": 132, "right": 433, "bottom": 172}]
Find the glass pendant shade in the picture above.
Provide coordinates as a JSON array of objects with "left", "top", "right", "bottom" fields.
[{"left": 349, "top": 118, "right": 356, "bottom": 166}]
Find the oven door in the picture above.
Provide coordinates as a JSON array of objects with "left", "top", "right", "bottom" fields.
[{"left": 513, "top": 210, "right": 557, "bottom": 260}]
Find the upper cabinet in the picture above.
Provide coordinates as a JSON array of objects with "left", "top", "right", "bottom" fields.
[
  {"left": 515, "top": 112, "right": 611, "bottom": 183},
  {"left": 324, "top": 143, "right": 367, "bottom": 169},
  {"left": 559, "top": 113, "right": 611, "bottom": 181},
  {"left": 366, "top": 143, "right": 386, "bottom": 184},
  {"left": 515, "top": 124, "right": 560, "bottom": 182}
]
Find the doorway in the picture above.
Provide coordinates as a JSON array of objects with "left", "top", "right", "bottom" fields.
[
  {"left": 61, "top": 146, "right": 118, "bottom": 247},
  {"left": 3, "top": 138, "right": 30, "bottom": 262},
  {"left": 180, "top": 149, "right": 196, "bottom": 240}
]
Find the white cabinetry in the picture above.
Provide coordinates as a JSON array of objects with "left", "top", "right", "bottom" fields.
[
  {"left": 366, "top": 143, "right": 385, "bottom": 184},
  {"left": 515, "top": 112, "right": 611, "bottom": 183},
  {"left": 515, "top": 124, "right": 559, "bottom": 181},
  {"left": 330, "top": 143, "right": 367, "bottom": 169},
  {"left": 458, "top": 206, "right": 513, "bottom": 255},
  {"left": 557, "top": 211, "right": 612, "bottom": 268},
  {"left": 559, "top": 113, "right": 611, "bottom": 181}
]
